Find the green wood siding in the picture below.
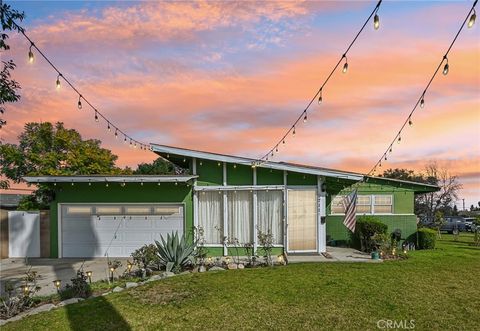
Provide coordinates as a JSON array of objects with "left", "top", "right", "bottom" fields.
[
  {"left": 196, "top": 159, "right": 223, "bottom": 185},
  {"left": 227, "top": 164, "right": 253, "bottom": 185},
  {"left": 287, "top": 172, "right": 317, "bottom": 186},
  {"left": 49, "top": 183, "right": 192, "bottom": 258},
  {"left": 256, "top": 168, "right": 283, "bottom": 185}
]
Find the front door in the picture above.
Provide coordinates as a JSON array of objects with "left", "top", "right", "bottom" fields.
[{"left": 287, "top": 189, "right": 317, "bottom": 253}]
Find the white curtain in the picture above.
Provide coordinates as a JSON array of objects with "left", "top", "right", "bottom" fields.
[
  {"left": 257, "top": 191, "right": 283, "bottom": 244},
  {"left": 227, "top": 191, "right": 253, "bottom": 243},
  {"left": 198, "top": 191, "right": 223, "bottom": 244}
]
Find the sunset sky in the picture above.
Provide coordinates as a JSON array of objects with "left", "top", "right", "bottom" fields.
[{"left": 1, "top": 1, "right": 479, "bottom": 208}]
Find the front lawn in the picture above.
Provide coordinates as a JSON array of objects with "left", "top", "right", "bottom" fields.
[{"left": 4, "top": 234, "right": 479, "bottom": 330}]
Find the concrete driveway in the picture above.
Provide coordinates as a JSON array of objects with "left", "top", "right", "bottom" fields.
[{"left": 0, "top": 258, "right": 132, "bottom": 296}]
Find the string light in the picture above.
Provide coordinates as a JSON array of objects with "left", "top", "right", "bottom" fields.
[
  {"left": 374, "top": 8, "right": 380, "bottom": 30},
  {"left": 94, "top": 111, "right": 99, "bottom": 122},
  {"left": 256, "top": 0, "right": 383, "bottom": 164},
  {"left": 115, "top": 129, "right": 118, "bottom": 139},
  {"left": 303, "top": 112, "right": 308, "bottom": 123},
  {"left": 28, "top": 43, "right": 34, "bottom": 63},
  {"left": 408, "top": 117, "right": 413, "bottom": 126},
  {"left": 107, "top": 122, "right": 111, "bottom": 132},
  {"left": 342, "top": 55, "right": 349, "bottom": 73},
  {"left": 443, "top": 56, "right": 449, "bottom": 75},
  {"left": 124, "top": 136, "right": 127, "bottom": 143},
  {"left": 56, "top": 74, "right": 61, "bottom": 89},
  {"left": 77, "top": 95, "right": 82, "bottom": 110},
  {"left": 468, "top": 8, "right": 476, "bottom": 28},
  {"left": 420, "top": 94, "right": 425, "bottom": 108}
]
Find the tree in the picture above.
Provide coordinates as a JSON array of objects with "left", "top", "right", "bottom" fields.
[
  {"left": 0, "top": 122, "right": 130, "bottom": 208},
  {"left": 381, "top": 162, "right": 462, "bottom": 219},
  {"left": 0, "top": 2, "right": 25, "bottom": 128},
  {"left": 133, "top": 157, "right": 175, "bottom": 175}
]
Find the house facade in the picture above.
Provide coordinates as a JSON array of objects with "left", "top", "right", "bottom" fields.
[{"left": 23, "top": 144, "right": 438, "bottom": 258}]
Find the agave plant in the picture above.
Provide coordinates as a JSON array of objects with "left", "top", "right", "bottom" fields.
[{"left": 155, "top": 231, "right": 195, "bottom": 273}]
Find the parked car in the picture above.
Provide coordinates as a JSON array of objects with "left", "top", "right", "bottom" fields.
[
  {"left": 441, "top": 217, "right": 466, "bottom": 234},
  {"left": 463, "top": 217, "right": 477, "bottom": 232}
]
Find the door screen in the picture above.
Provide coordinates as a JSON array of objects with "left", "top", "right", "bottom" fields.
[{"left": 287, "top": 189, "right": 317, "bottom": 252}]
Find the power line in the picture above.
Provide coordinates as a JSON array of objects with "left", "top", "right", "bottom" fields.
[
  {"left": 11, "top": 13, "right": 152, "bottom": 152},
  {"left": 255, "top": 0, "right": 383, "bottom": 165},
  {"left": 367, "top": 0, "right": 478, "bottom": 176}
]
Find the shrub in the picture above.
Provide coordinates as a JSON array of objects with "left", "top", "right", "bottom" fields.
[
  {"left": 354, "top": 216, "right": 388, "bottom": 252},
  {"left": 155, "top": 231, "right": 195, "bottom": 273},
  {"left": 61, "top": 270, "right": 91, "bottom": 299},
  {"left": 417, "top": 228, "right": 437, "bottom": 249},
  {"left": 257, "top": 229, "right": 274, "bottom": 266},
  {"left": 131, "top": 244, "right": 160, "bottom": 271},
  {"left": 0, "top": 268, "right": 40, "bottom": 319}
]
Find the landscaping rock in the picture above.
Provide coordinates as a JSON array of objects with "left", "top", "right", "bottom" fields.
[
  {"left": 208, "top": 266, "right": 225, "bottom": 271},
  {"left": 57, "top": 298, "right": 82, "bottom": 307},
  {"left": 237, "top": 264, "right": 245, "bottom": 269},
  {"left": 146, "top": 275, "right": 162, "bottom": 282},
  {"left": 27, "top": 303, "right": 56, "bottom": 316},
  {"left": 112, "top": 286, "right": 124, "bottom": 293},
  {"left": 0, "top": 319, "right": 6, "bottom": 326},
  {"left": 125, "top": 282, "right": 138, "bottom": 289},
  {"left": 160, "top": 271, "right": 176, "bottom": 278},
  {"left": 102, "top": 291, "right": 112, "bottom": 296},
  {"left": 198, "top": 265, "right": 206, "bottom": 273},
  {"left": 179, "top": 271, "right": 191, "bottom": 275},
  {"left": 227, "top": 263, "right": 237, "bottom": 270}
]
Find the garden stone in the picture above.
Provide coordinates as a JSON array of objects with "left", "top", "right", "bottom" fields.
[
  {"left": 57, "top": 298, "right": 81, "bottom": 307},
  {"left": 161, "top": 271, "right": 175, "bottom": 278},
  {"left": 102, "top": 291, "right": 111, "bottom": 296},
  {"left": 112, "top": 286, "right": 124, "bottom": 293},
  {"left": 126, "top": 282, "right": 138, "bottom": 289},
  {"left": 198, "top": 265, "right": 206, "bottom": 273},
  {"left": 208, "top": 266, "right": 225, "bottom": 271},
  {"left": 227, "top": 263, "right": 237, "bottom": 270},
  {"left": 27, "top": 303, "right": 56, "bottom": 316},
  {"left": 237, "top": 264, "right": 245, "bottom": 269},
  {"left": 147, "top": 275, "right": 162, "bottom": 282},
  {"left": 0, "top": 319, "right": 6, "bottom": 326}
]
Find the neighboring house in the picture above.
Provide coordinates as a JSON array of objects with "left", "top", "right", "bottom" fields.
[
  {"left": 0, "top": 193, "right": 28, "bottom": 210},
  {"left": 23, "top": 144, "right": 438, "bottom": 258}
]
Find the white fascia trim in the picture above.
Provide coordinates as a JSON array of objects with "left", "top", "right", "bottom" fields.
[
  {"left": 150, "top": 144, "right": 363, "bottom": 181},
  {"left": 193, "top": 185, "right": 284, "bottom": 191},
  {"left": 23, "top": 176, "right": 198, "bottom": 183}
]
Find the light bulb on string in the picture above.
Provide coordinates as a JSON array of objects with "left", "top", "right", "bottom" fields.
[
  {"left": 303, "top": 112, "right": 308, "bottom": 123},
  {"left": 129, "top": 139, "right": 132, "bottom": 147},
  {"left": 115, "top": 129, "right": 118, "bottom": 139},
  {"left": 318, "top": 89, "right": 323, "bottom": 104},
  {"left": 408, "top": 117, "right": 413, "bottom": 126},
  {"left": 468, "top": 9, "right": 476, "bottom": 28},
  {"left": 292, "top": 126, "right": 296, "bottom": 136},
  {"left": 420, "top": 94, "right": 425, "bottom": 108},
  {"left": 384, "top": 155, "right": 387, "bottom": 161},
  {"left": 282, "top": 139, "right": 285, "bottom": 145},
  {"left": 389, "top": 146, "right": 392, "bottom": 153},
  {"left": 28, "top": 44, "right": 34, "bottom": 63},
  {"left": 77, "top": 95, "right": 82, "bottom": 110},
  {"left": 56, "top": 74, "right": 61, "bottom": 89},
  {"left": 134, "top": 142, "right": 137, "bottom": 149},
  {"left": 107, "top": 122, "right": 111, "bottom": 132},
  {"left": 94, "top": 111, "right": 99, "bottom": 122},
  {"left": 374, "top": 12, "right": 380, "bottom": 30},
  {"left": 397, "top": 135, "right": 402, "bottom": 143},
  {"left": 275, "top": 146, "right": 278, "bottom": 153},
  {"left": 342, "top": 55, "right": 348, "bottom": 74},
  {"left": 124, "top": 136, "right": 127, "bottom": 144},
  {"left": 442, "top": 56, "right": 449, "bottom": 75}
]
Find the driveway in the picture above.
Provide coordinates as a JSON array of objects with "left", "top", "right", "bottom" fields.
[{"left": 0, "top": 258, "right": 132, "bottom": 296}]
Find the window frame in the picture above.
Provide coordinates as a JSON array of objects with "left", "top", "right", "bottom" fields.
[{"left": 330, "top": 194, "right": 394, "bottom": 216}]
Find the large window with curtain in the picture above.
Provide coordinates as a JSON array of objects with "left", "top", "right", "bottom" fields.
[
  {"left": 198, "top": 191, "right": 223, "bottom": 244},
  {"left": 257, "top": 191, "right": 283, "bottom": 244},
  {"left": 227, "top": 191, "right": 253, "bottom": 243}
]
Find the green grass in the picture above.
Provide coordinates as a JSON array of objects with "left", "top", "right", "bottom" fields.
[{"left": 4, "top": 234, "right": 479, "bottom": 330}]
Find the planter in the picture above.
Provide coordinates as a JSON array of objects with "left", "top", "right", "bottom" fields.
[{"left": 371, "top": 251, "right": 380, "bottom": 260}]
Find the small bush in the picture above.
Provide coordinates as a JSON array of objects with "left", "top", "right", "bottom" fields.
[
  {"left": 61, "top": 270, "right": 91, "bottom": 299},
  {"left": 354, "top": 216, "right": 388, "bottom": 252},
  {"left": 131, "top": 244, "right": 161, "bottom": 271},
  {"left": 417, "top": 228, "right": 437, "bottom": 249}
]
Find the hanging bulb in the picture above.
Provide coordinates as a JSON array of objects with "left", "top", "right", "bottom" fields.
[
  {"left": 389, "top": 146, "right": 392, "bottom": 153},
  {"left": 442, "top": 57, "right": 449, "bottom": 75},
  {"left": 342, "top": 55, "right": 348, "bottom": 74},
  {"left": 303, "top": 112, "right": 307, "bottom": 123},
  {"left": 318, "top": 89, "right": 323, "bottom": 104},
  {"left": 129, "top": 139, "right": 132, "bottom": 147},
  {"left": 107, "top": 122, "right": 111, "bottom": 132},
  {"left": 134, "top": 142, "right": 137, "bottom": 149},
  {"left": 94, "top": 111, "right": 99, "bottom": 122},
  {"left": 408, "top": 117, "right": 413, "bottom": 126},
  {"left": 374, "top": 13, "right": 380, "bottom": 30},
  {"left": 124, "top": 136, "right": 127, "bottom": 143},
  {"left": 115, "top": 129, "right": 118, "bottom": 139},
  {"left": 468, "top": 9, "right": 476, "bottom": 28},
  {"left": 384, "top": 155, "right": 387, "bottom": 161},
  {"left": 56, "top": 74, "right": 61, "bottom": 89},
  {"left": 379, "top": 161, "right": 382, "bottom": 168},
  {"left": 28, "top": 44, "right": 34, "bottom": 63},
  {"left": 282, "top": 139, "right": 285, "bottom": 145},
  {"left": 397, "top": 135, "right": 402, "bottom": 143},
  {"left": 77, "top": 95, "right": 82, "bottom": 110},
  {"left": 271, "top": 151, "right": 274, "bottom": 157},
  {"left": 292, "top": 126, "right": 296, "bottom": 136},
  {"left": 275, "top": 146, "right": 278, "bottom": 152},
  {"left": 420, "top": 95, "right": 425, "bottom": 108}
]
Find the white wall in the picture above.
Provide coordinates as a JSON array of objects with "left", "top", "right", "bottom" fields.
[{"left": 8, "top": 211, "right": 40, "bottom": 258}]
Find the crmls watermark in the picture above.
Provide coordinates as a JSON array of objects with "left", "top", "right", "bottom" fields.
[{"left": 376, "top": 319, "right": 415, "bottom": 329}]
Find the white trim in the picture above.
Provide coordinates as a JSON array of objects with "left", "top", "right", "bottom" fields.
[
  {"left": 57, "top": 204, "right": 62, "bottom": 258},
  {"left": 283, "top": 171, "right": 288, "bottom": 253},
  {"left": 150, "top": 144, "right": 363, "bottom": 181},
  {"left": 222, "top": 162, "right": 227, "bottom": 186},
  {"left": 253, "top": 167, "right": 258, "bottom": 253},
  {"left": 317, "top": 176, "right": 326, "bottom": 254},
  {"left": 194, "top": 185, "right": 284, "bottom": 191},
  {"left": 222, "top": 166, "right": 228, "bottom": 256}
]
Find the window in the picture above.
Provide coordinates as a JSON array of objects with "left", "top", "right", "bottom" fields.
[
  {"left": 96, "top": 206, "right": 122, "bottom": 215},
  {"left": 374, "top": 195, "right": 393, "bottom": 213},
  {"left": 198, "top": 191, "right": 223, "bottom": 244},
  {"left": 227, "top": 191, "right": 253, "bottom": 244},
  {"left": 356, "top": 195, "right": 372, "bottom": 214},
  {"left": 154, "top": 207, "right": 179, "bottom": 215},
  {"left": 331, "top": 196, "right": 345, "bottom": 214},
  {"left": 257, "top": 191, "right": 283, "bottom": 245},
  {"left": 66, "top": 206, "right": 92, "bottom": 215},
  {"left": 125, "top": 206, "right": 152, "bottom": 215}
]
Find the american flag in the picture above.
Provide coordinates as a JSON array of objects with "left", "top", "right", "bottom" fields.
[{"left": 342, "top": 189, "right": 358, "bottom": 232}]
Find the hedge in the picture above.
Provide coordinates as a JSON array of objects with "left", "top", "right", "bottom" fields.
[
  {"left": 417, "top": 228, "right": 437, "bottom": 249},
  {"left": 353, "top": 216, "right": 388, "bottom": 252}
]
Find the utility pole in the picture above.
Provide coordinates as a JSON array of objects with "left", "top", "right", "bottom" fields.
[{"left": 462, "top": 199, "right": 465, "bottom": 211}]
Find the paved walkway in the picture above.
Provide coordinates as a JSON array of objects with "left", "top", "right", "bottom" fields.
[
  {"left": 287, "top": 246, "right": 381, "bottom": 263},
  {"left": 0, "top": 258, "right": 132, "bottom": 296}
]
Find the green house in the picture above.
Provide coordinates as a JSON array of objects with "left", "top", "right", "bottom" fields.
[{"left": 23, "top": 144, "right": 438, "bottom": 258}]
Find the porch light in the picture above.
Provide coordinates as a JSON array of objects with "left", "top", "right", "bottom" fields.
[{"left": 53, "top": 280, "right": 61, "bottom": 291}]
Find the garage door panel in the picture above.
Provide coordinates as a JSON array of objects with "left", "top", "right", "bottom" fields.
[{"left": 61, "top": 203, "right": 184, "bottom": 257}]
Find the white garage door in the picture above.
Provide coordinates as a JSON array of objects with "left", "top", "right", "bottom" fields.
[{"left": 60, "top": 204, "right": 184, "bottom": 257}]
